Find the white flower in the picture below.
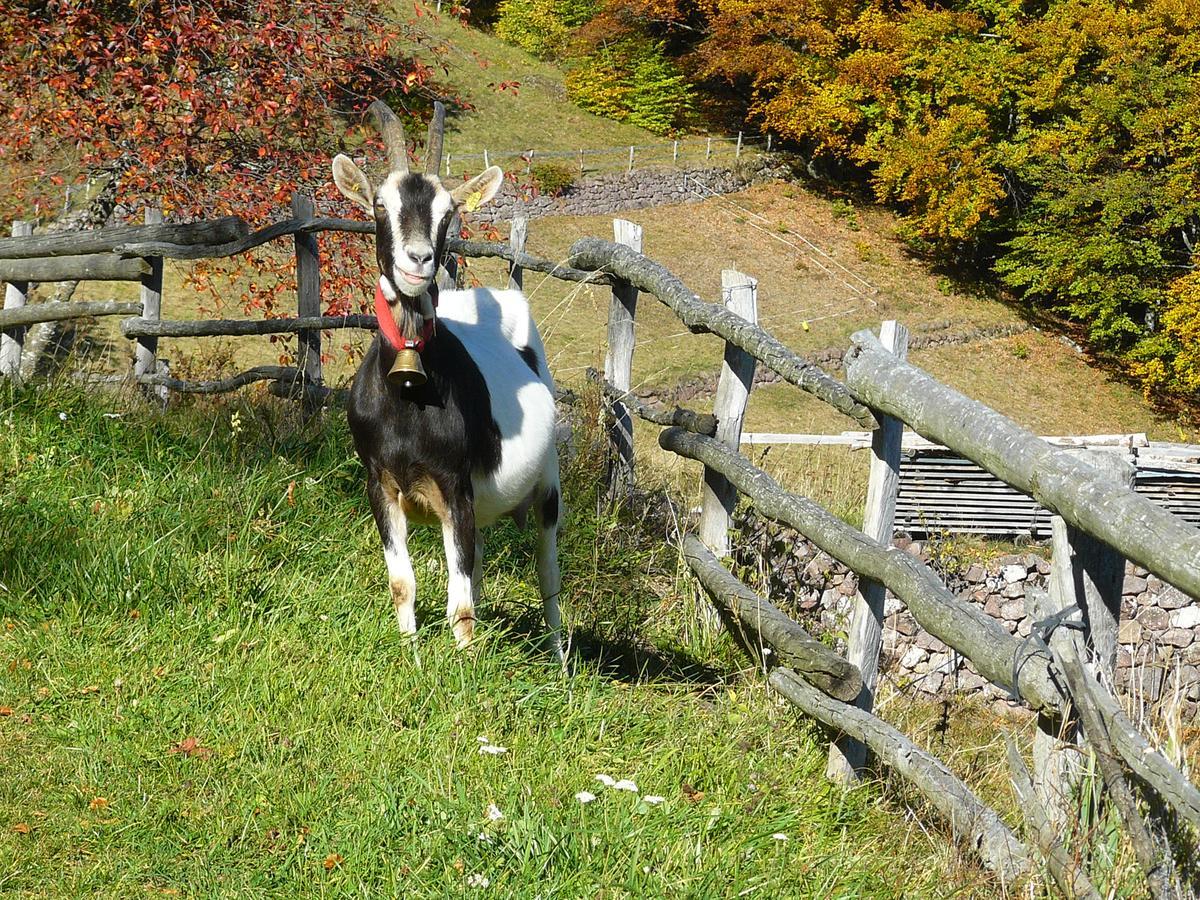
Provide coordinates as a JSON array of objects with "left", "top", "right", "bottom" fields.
[
  {"left": 476, "top": 831, "right": 494, "bottom": 844},
  {"left": 594, "top": 774, "right": 615, "bottom": 787},
  {"left": 58, "top": 412, "right": 68, "bottom": 421},
  {"left": 771, "top": 832, "right": 788, "bottom": 842},
  {"left": 486, "top": 803, "right": 503, "bottom": 821},
  {"left": 575, "top": 791, "right": 597, "bottom": 804},
  {"left": 642, "top": 795, "right": 665, "bottom": 805},
  {"left": 479, "top": 744, "right": 508, "bottom": 756},
  {"left": 466, "top": 873, "right": 490, "bottom": 888},
  {"left": 613, "top": 779, "right": 638, "bottom": 792},
  {"left": 477, "top": 735, "right": 490, "bottom": 743}
]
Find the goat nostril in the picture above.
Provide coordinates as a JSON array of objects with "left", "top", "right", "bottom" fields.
[{"left": 408, "top": 250, "right": 433, "bottom": 267}]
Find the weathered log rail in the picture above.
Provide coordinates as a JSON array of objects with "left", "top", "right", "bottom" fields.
[{"left": 4, "top": 202, "right": 1199, "bottom": 893}]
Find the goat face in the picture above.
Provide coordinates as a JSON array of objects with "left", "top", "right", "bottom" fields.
[{"left": 331, "top": 101, "right": 503, "bottom": 317}]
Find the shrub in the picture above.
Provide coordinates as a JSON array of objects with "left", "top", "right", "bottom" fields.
[
  {"left": 565, "top": 39, "right": 693, "bottom": 135},
  {"left": 494, "top": 0, "right": 599, "bottom": 59},
  {"left": 529, "top": 160, "right": 577, "bottom": 196}
]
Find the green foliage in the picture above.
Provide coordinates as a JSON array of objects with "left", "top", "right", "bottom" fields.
[
  {"left": 529, "top": 160, "right": 578, "bottom": 196},
  {"left": 493, "top": 0, "right": 599, "bottom": 59},
  {"left": 565, "top": 39, "right": 693, "bottom": 135}
]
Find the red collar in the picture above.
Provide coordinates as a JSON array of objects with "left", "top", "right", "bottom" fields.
[{"left": 375, "top": 282, "right": 436, "bottom": 352}]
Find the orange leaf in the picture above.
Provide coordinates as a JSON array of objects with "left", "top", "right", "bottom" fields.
[
  {"left": 0, "top": 706, "right": 12, "bottom": 716},
  {"left": 89, "top": 797, "right": 109, "bottom": 810},
  {"left": 170, "top": 736, "right": 213, "bottom": 758},
  {"left": 323, "top": 852, "right": 344, "bottom": 870},
  {"left": 12, "top": 822, "right": 31, "bottom": 834}
]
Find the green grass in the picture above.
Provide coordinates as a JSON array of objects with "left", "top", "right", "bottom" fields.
[{"left": 0, "top": 383, "right": 1003, "bottom": 897}]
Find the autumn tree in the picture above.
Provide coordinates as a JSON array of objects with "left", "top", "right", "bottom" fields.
[{"left": 0, "top": 0, "right": 453, "bottom": 323}]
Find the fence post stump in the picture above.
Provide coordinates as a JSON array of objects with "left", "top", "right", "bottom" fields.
[
  {"left": 1032, "top": 448, "right": 1134, "bottom": 827},
  {"left": 483, "top": 149, "right": 489, "bottom": 169},
  {"left": 134, "top": 206, "right": 164, "bottom": 396},
  {"left": 628, "top": 146, "right": 635, "bottom": 173},
  {"left": 291, "top": 193, "right": 322, "bottom": 417},
  {"left": 507, "top": 216, "right": 528, "bottom": 291},
  {"left": 706, "top": 137, "right": 712, "bottom": 162},
  {"left": 579, "top": 148, "right": 585, "bottom": 176},
  {"left": 673, "top": 141, "right": 679, "bottom": 166},
  {"left": 526, "top": 149, "right": 534, "bottom": 175},
  {"left": 766, "top": 133, "right": 773, "bottom": 153},
  {"left": 736, "top": 131, "right": 743, "bottom": 159},
  {"left": 697, "top": 270, "right": 759, "bottom": 626},
  {"left": 1, "top": 220, "right": 33, "bottom": 382},
  {"left": 827, "top": 319, "right": 908, "bottom": 782},
  {"left": 603, "top": 219, "right": 643, "bottom": 500}
]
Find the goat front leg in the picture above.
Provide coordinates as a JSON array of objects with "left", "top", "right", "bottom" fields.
[
  {"left": 536, "top": 483, "right": 564, "bottom": 661},
  {"left": 368, "top": 472, "right": 416, "bottom": 636},
  {"left": 441, "top": 500, "right": 477, "bottom": 649}
]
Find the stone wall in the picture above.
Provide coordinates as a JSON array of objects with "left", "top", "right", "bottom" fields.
[
  {"left": 472, "top": 163, "right": 781, "bottom": 226},
  {"left": 733, "top": 511, "right": 1200, "bottom": 714}
]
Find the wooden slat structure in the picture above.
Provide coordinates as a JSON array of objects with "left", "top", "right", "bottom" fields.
[{"left": 896, "top": 441, "right": 1200, "bottom": 536}]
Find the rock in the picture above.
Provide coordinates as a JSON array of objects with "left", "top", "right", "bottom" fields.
[
  {"left": 1118, "top": 619, "right": 1143, "bottom": 645},
  {"left": 1137, "top": 607, "right": 1169, "bottom": 632},
  {"left": 983, "top": 595, "right": 1003, "bottom": 618},
  {"left": 1157, "top": 587, "right": 1191, "bottom": 610},
  {"left": 1160, "top": 628, "right": 1194, "bottom": 648},
  {"left": 900, "top": 646, "right": 928, "bottom": 669},
  {"left": 892, "top": 612, "right": 918, "bottom": 637},
  {"left": 1000, "top": 599, "right": 1026, "bottom": 622},
  {"left": 1002, "top": 583, "right": 1026, "bottom": 599},
  {"left": 1016, "top": 618, "right": 1032, "bottom": 637},
  {"left": 1146, "top": 576, "right": 1162, "bottom": 592},
  {"left": 918, "top": 671, "right": 944, "bottom": 694},
  {"left": 927, "top": 651, "right": 952, "bottom": 672},
  {"left": 1123, "top": 575, "right": 1149, "bottom": 595},
  {"left": 1138, "top": 592, "right": 1156, "bottom": 607},
  {"left": 998, "top": 554, "right": 1024, "bottom": 568},
  {"left": 916, "top": 632, "right": 949, "bottom": 654},
  {"left": 1002, "top": 564, "right": 1027, "bottom": 584},
  {"left": 884, "top": 596, "right": 904, "bottom": 616},
  {"left": 905, "top": 542, "right": 924, "bottom": 558},
  {"left": 1117, "top": 648, "right": 1132, "bottom": 668},
  {"left": 1184, "top": 644, "right": 1200, "bottom": 665},
  {"left": 838, "top": 576, "right": 858, "bottom": 596},
  {"left": 820, "top": 588, "right": 840, "bottom": 609},
  {"left": 954, "top": 670, "right": 988, "bottom": 692},
  {"left": 1169, "top": 606, "right": 1200, "bottom": 629},
  {"left": 1036, "top": 558, "right": 1051, "bottom": 576},
  {"left": 965, "top": 564, "right": 986, "bottom": 583}
]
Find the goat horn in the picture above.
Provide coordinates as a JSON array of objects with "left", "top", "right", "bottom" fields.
[
  {"left": 369, "top": 100, "right": 409, "bottom": 174},
  {"left": 425, "top": 101, "right": 446, "bottom": 176}
]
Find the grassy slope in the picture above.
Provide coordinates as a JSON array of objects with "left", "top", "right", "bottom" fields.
[{"left": 0, "top": 385, "right": 999, "bottom": 897}]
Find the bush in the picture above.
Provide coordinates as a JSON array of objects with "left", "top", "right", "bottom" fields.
[
  {"left": 493, "top": 0, "right": 599, "bottom": 59},
  {"left": 565, "top": 39, "right": 693, "bottom": 135},
  {"left": 529, "top": 160, "right": 577, "bottom": 196}
]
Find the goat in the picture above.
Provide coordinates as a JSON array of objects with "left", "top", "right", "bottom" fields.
[{"left": 332, "top": 101, "right": 563, "bottom": 658}]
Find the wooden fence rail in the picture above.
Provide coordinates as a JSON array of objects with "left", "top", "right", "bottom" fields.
[{"left": 3, "top": 203, "right": 1198, "bottom": 891}]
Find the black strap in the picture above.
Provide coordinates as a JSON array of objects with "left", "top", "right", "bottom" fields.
[{"left": 1010, "top": 602, "right": 1085, "bottom": 701}]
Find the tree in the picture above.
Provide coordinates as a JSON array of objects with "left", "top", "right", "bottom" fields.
[{"left": 0, "top": 0, "right": 453, "bottom": 327}]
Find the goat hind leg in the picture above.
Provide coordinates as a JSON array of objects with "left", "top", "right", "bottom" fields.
[{"left": 535, "top": 483, "right": 564, "bottom": 661}]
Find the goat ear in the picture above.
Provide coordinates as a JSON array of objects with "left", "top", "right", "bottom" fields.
[
  {"left": 451, "top": 165, "right": 504, "bottom": 212},
  {"left": 332, "top": 154, "right": 374, "bottom": 213}
]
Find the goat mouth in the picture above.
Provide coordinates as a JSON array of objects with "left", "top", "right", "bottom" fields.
[{"left": 398, "top": 269, "right": 428, "bottom": 286}]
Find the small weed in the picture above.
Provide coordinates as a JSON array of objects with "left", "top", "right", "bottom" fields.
[
  {"left": 936, "top": 275, "right": 954, "bottom": 295},
  {"left": 1010, "top": 340, "right": 1030, "bottom": 360},
  {"left": 831, "top": 199, "right": 861, "bottom": 230},
  {"left": 775, "top": 222, "right": 790, "bottom": 234}
]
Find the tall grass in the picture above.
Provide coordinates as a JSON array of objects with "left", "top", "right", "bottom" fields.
[{"left": 0, "top": 381, "right": 1001, "bottom": 896}]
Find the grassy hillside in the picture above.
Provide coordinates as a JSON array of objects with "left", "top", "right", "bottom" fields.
[{"left": 0, "top": 384, "right": 1020, "bottom": 897}]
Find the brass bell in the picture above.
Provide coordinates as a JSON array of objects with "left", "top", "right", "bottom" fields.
[{"left": 388, "top": 347, "right": 427, "bottom": 388}]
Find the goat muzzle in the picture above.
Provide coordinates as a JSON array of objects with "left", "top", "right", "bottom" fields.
[{"left": 388, "top": 347, "right": 427, "bottom": 388}]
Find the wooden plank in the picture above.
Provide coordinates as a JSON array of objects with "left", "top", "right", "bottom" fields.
[
  {"left": 134, "top": 207, "right": 163, "bottom": 384},
  {"left": 603, "top": 219, "right": 642, "bottom": 499},
  {"left": 507, "top": 216, "right": 527, "bottom": 292},
  {"left": 0, "top": 216, "right": 247, "bottom": 259},
  {"left": 0, "top": 253, "right": 150, "bottom": 283},
  {"left": 1, "top": 220, "right": 32, "bottom": 380},
  {"left": 699, "top": 269, "right": 758, "bottom": 561},
  {"left": 829, "top": 320, "right": 908, "bottom": 783},
  {"left": 292, "top": 193, "right": 322, "bottom": 416}
]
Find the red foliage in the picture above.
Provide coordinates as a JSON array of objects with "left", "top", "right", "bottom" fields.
[{"left": 0, "top": 0, "right": 456, "bottom": 329}]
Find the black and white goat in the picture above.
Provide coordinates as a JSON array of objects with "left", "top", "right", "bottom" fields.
[{"left": 332, "top": 101, "right": 562, "bottom": 656}]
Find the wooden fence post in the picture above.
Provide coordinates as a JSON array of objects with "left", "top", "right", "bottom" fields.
[
  {"left": 507, "top": 216, "right": 527, "bottom": 291},
  {"left": 628, "top": 146, "right": 635, "bottom": 173},
  {"left": 736, "top": 132, "right": 743, "bottom": 159},
  {"left": 291, "top": 193, "right": 322, "bottom": 416},
  {"left": 483, "top": 149, "right": 489, "bottom": 169},
  {"left": 526, "top": 149, "right": 534, "bottom": 175},
  {"left": 698, "top": 270, "right": 759, "bottom": 608},
  {"left": 673, "top": 141, "right": 679, "bottom": 166},
  {"left": 134, "top": 206, "right": 164, "bottom": 395},
  {"left": 706, "top": 137, "right": 712, "bottom": 162},
  {"left": 579, "top": 149, "right": 585, "bottom": 176},
  {"left": 445, "top": 153, "right": 451, "bottom": 177},
  {"left": 1, "top": 220, "right": 33, "bottom": 382},
  {"left": 603, "top": 218, "right": 643, "bottom": 499},
  {"left": 766, "top": 133, "right": 773, "bottom": 153},
  {"left": 1032, "top": 448, "right": 1134, "bottom": 827},
  {"left": 827, "top": 319, "right": 909, "bottom": 782}
]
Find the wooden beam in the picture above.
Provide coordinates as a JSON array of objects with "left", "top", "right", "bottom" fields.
[
  {"left": 770, "top": 668, "right": 1030, "bottom": 882},
  {"left": 844, "top": 328, "right": 1200, "bottom": 602},
  {"left": 588, "top": 369, "right": 716, "bottom": 436},
  {"left": 658, "top": 426, "right": 1066, "bottom": 713},
  {"left": 1, "top": 301, "right": 143, "bottom": 329},
  {"left": 120, "top": 314, "right": 377, "bottom": 339},
  {"left": 0, "top": 254, "right": 150, "bottom": 283},
  {"left": 0, "top": 216, "right": 247, "bottom": 259},
  {"left": 682, "top": 535, "right": 862, "bottom": 701},
  {"left": 569, "top": 237, "right": 875, "bottom": 427},
  {"left": 829, "top": 320, "right": 908, "bottom": 782}
]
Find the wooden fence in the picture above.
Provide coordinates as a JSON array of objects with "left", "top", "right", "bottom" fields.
[{"left": 3, "top": 207, "right": 1200, "bottom": 892}]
